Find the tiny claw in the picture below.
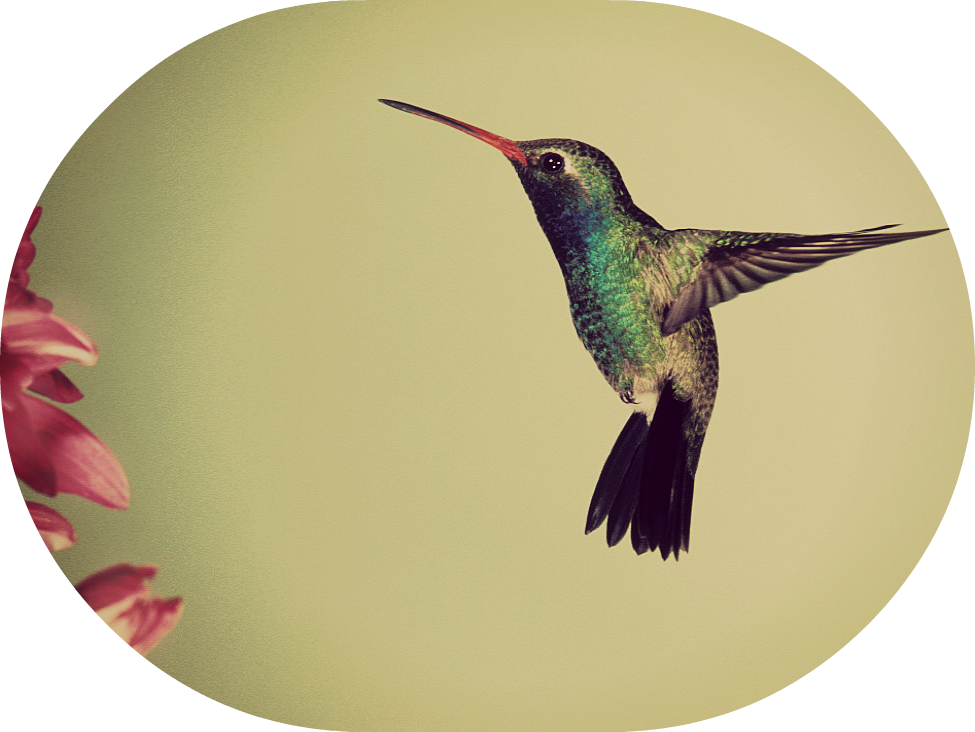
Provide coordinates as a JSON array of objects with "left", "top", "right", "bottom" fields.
[{"left": 620, "top": 389, "right": 638, "bottom": 405}]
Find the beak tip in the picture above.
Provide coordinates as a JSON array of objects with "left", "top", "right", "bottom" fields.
[{"left": 379, "top": 99, "right": 526, "bottom": 166}]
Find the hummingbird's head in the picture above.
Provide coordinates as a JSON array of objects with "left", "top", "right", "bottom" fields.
[
  {"left": 510, "top": 139, "right": 637, "bottom": 234},
  {"left": 378, "top": 99, "right": 661, "bottom": 257}
]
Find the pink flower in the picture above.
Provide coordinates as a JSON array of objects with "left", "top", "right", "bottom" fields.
[
  {"left": 2, "top": 207, "right": 128, "bottom": 509},
  {"left": 6, "top": 208, "right": 182, "bottom": 655},
  {"left": 75, "top": 564, "right": 184, "bottom": 655}
]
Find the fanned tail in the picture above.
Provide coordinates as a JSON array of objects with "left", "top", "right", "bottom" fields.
[{"left": 585, "top": 383, "right": 694, "bottom": 560}]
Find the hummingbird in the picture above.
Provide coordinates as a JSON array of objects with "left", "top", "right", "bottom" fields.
[{"left": 379, "top": 98, "right": 948, "bottom": 560}]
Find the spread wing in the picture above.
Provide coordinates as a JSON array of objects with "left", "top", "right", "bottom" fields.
[{"left": 659, "top": 224, "right": 948, "bottom": 336}]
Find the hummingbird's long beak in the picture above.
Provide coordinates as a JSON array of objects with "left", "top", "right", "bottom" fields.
[{"left": 379, "top": 99, "right": 527, "bottom": 166}]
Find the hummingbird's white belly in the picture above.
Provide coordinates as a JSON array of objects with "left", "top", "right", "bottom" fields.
[{"left": 631, "top": 390, "right": 660, "bottom": 424}]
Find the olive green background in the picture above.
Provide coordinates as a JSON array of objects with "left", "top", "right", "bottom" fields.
[{"left": 21, "top": 1, "right": 969, "bottom": 730}]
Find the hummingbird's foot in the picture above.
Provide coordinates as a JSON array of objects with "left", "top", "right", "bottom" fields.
[{"left": 620, "top": 389, "right": 638, "bottom": 405}]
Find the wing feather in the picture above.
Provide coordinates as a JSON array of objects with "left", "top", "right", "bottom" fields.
[{"left": 660, "top": 225, "right": 947, "bottom": 335}]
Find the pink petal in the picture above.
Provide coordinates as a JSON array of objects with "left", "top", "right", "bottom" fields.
[
  {"left": 6, "top": 208, "right": 53, "bottom": 312},
  {"left": 1, "top": 308, "right": 98, "bottom": 367},
  {"left": 6, "top": 207, "right": 42, "bottom": 299},
  {"left": 3, "top": 394, "right": 58, "bottom": 497},
  {"left": 123, "top": 597, "right": 185, "bottom": 655},
  {"left": 0, "top": 357, "right": 36, "bottom": 399},
  {"left": 26, "top": 501, "right": 77, "bottom": 551},
  {"left": 76, "top": 564, "right": 157, "bottom": 612},
  {"left": 7, "top": 393, "right": 129, "bottom": 508},
  {"left": 28, "top": 368, "right": 84, "bottom": 403},
  {"left": 76, "top": 564, "right": 183, "bottom": 655},
  {"left": 25, "top": 206, "right": 42, "bottom": 236}
]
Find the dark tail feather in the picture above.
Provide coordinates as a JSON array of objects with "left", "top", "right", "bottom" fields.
[
  {"left": 586, "top": 383, "right": 694, "bottom": 560},
  {"left": 586, "top": 412, "right": 649, "bottom": 538}
]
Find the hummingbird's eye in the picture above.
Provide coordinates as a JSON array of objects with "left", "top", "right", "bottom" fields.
[{"left": 540, "top": 152, "right": 564, "bottom": 173}]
